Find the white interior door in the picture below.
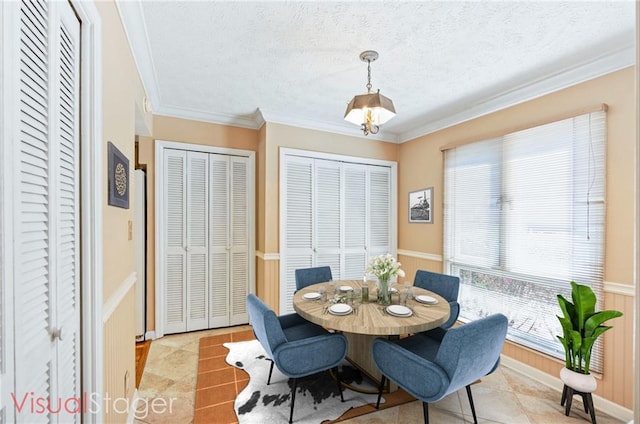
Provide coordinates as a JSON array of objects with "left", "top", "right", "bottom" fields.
[
  {"left": 229, "top": 156, "right": 250, "bottom": 325},
  {"left": 164, "top": 149, "right": 187, "bottom": 334},
  {"left": 12, "top": 1, "right": 81, "bottom": 421},
  {"left": 343, "top": 164, "right": 368, "bottom": 279},
  {"left": 314, "top": 159, "right": 342, "bottom": 276},
  {"left": 159, "top": 145, "right": 255, "bottom": 334},
  {"left": 186, "top": 152, "right": 209, "bottom": 331},
  {"left": 367, "top": 166, "right": 392, "bottom": 261},
  {"left": 209, "top": 154, "right": 230, "bottom": 328},
  {"left": 281, "top": 156, "right": 314, "bottom": 313}
]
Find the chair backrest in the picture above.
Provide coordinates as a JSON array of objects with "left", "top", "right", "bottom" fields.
[
  {"left": 294, "top": 266, "right": 333, "bottom": 291},
  {"left": 246, "top": 294, "right": 287, "bottom": 358},
  {"left": 435, "top": 313, "right": 508, "bottom": 394},
  {"left": 413, "top": 270, "right": 460, "bottom": 302}
]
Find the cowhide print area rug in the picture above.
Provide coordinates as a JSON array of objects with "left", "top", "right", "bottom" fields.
[{"left": 224, "top": 339, "right": 383, "bottom": 424}]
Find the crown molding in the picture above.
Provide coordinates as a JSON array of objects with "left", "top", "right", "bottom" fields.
[
  {"left": 258, "top": 108, "right": 400, "bottom": 143},
  {"left": 398, "top": 42, "right": 635, "bottom": 143},
  {"left": 154, "top": 105, "right": 263, "bottom": 130},
  {"left": 118, "top": 2, "right": 633, "bottom": 145},
  {"left": 116, "top": 1, "right": 162, "bottom": 112}
]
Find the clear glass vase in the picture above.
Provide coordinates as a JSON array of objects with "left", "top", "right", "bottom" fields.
[{"left": 377, "top": 277, "right": 391, "bottom": 305}]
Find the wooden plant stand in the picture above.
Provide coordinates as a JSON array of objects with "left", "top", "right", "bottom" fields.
[{"left": 560, "top": 384, "right": 596, "bottom": 424}]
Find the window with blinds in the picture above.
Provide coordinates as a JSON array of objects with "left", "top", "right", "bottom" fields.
[{"left": 444, "top": 109, "right": 606, "bottom": 370}]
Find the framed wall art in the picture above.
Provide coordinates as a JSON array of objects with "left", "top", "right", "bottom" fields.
[
  {"left": 409, "top": 187, "right": 433, "bottom": 223},
  {"left": 108, "top": 141, "right": 130, "bottom": 209}
]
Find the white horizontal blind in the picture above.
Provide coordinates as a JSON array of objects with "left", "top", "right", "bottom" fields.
[{"left": 444, "top": 110, "right": 606, "bottom": 371}]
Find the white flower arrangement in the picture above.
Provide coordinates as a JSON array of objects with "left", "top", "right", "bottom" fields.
[{"left": 366, "top": 254, "right": 405, "bottom": 281}]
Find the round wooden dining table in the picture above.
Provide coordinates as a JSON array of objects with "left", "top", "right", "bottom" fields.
[{"left": 293, "top": 279, "right": 450, "bottom": 391}]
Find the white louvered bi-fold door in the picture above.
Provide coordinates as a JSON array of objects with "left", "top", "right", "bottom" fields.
[
  {"left": 13, "top": 1, "right": 81, "bottom": 422},
  {"left": 164, "top": 151, "right": 210, "bottom": 333},
  {"left": 281, "top": 157, "right": 314, "bottom": 313},
  {"left": 343, "top": 164, "right": 368, "bottom": 279},
  {"left": 164, "top": 150, "right": 187, "bottom": 333},
  {"left": 164, "top": 150, "right": 251, "bottom": 332},
  {"left": 228, "top": 157, "right": 250, "bottom": 325},
  {"left": 208, "top": 155, "right": 250, "bottom": 327},
  {"left": 314, "top": 159, "right": 341, "bottom": 278},
  {"left": 367, "top": 167, "right": 392, "bottom": 260},
  {"left": 208, "top": 155, "right": 229, "bottom": 328},
  {"left": 186, "top": 152, "right": 209, "bottom": 331}
]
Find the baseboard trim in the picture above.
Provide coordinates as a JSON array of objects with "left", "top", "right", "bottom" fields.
[
  {"left": 500, "top": 355, "right": 633, "bottom": 422},
  {"left": 103, "top": 272, "right": 137, "bottom": 323},
  {"left": 126, "top": 389, "right": 139, "bottom": 424},
  {"left": 144, "top": 330, "right": 156, "bottom": 340},
  {"left": 397, "top": 249, "right": 443, "bottom": 262}
]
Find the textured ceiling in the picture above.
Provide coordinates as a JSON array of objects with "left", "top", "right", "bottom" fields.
[{"left": 118, "top": 1, "right": 635, "bottom": 142}]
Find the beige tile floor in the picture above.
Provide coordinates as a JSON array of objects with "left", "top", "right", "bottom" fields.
[{"left": 136, "top": 326, "right": 624, "bottom": 424}]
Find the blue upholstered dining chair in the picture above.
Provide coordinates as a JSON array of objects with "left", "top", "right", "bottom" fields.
[
  {"left": 294, "top": 266, "right": 333, "bottom": 291},
  {"left": 372, "top": 314, "right": 508, "bottom": 424},
  {"left": 414, "top": 270, "right": 460, "bottom": 339},
  {"left": 246, "top": 294, "right": 348, "bottom": 423}
]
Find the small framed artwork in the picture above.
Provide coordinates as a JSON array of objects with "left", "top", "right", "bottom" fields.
[
  {"left": 108, "top": 141, "right": 130, "bottom": 209},
  {"left": 409, "top": 187, "right": 433, "bottom": 223}
]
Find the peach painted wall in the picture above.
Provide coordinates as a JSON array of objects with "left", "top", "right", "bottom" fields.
[
  {"left": 262, "top": 123, "right": 399, "bottom": 311},
  {"left": 137, "top": 116, "right": 260, "bottom": 331},
  {"left": 96, "top": 0, "right": 151, "bottom": 421},
  {"left": 398, "top": 67, "right": 636, "bottom": 409}
]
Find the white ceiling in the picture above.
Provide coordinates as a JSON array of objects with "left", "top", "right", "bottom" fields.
[{"left": 118, "top": 1, "right": 635, "bottom": 142}]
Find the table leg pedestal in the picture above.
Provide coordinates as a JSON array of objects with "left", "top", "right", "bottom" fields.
[{"left": 344, "top": 332, "right": 398, "bottom": 392}]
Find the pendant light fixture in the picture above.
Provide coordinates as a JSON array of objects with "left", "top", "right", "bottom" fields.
[{"left": 344, "top": 50, "right": 396, "bottom": 135}]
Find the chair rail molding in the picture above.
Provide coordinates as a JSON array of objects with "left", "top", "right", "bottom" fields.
[
  {"left": 256, "top": 251, "right": 280, "bottom": 261},
  {"left": 602, "top": 281, "right": 635, "bottom": 297},
  {"left": 103, "top": 272, "right": 137, "bottom": 323},
  {"left": 397, "top": 249, "right": 443, "bottom": 262}
]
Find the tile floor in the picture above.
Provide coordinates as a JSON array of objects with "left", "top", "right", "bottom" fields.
[{"left": 136, "top": 326, "right": 624, "bottom": 424}]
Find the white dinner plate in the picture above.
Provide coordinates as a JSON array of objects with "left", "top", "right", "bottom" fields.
[
  {"left": 329, "top": 304, "right": 353, "bottom": 315},
  {"left": 416, "top": 295, "right": 438, "bottom": 304},
  {"left": 386, "top": 305, "right": 412, "bottom": 317},
  {"left": 389, "top": 287, "right": 399, "bottom": 294},
  {"left": 302, "top": 292, "right": 322, "bottom": 300},
  {"left": 339, "top": 285, "right": 354, "bottom": 292}
]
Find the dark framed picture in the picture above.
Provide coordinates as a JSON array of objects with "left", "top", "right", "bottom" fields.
[
  {"left": 108, "top": 141, "right": 130, "bottom": 209},
  {"left": 409, "top": 187, "right": 433, "bottom": 223}
]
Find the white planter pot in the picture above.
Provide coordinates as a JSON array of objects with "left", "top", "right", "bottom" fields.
[{"left": 560, "top": 367, "right": 597, "bottom": 393}]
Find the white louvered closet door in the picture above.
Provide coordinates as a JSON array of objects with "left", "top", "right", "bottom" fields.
[
  {"left": 281, "top": 156, "right": 314, "bottom": 313},
  {"left": 13, "top": 1, "right": 81, "bottom": 422},
  {"left": 314, "top": 159, "right": 341, "bottom": 276},
  {"left": 208, "top": 154, "right": 230, "bottom": 328},
  {"left": 343, "top": 164, "right": 368, "bottom": 279},
  {"left": 164, "top": 150, "right": 187, "bottom": 334},
  {"left": 186, "top": 152, "right": 209, "bottom": 331},
  {"left": 229, "top": 157, "right": 250, "bottom": 325},
  {"left": 367, "top": 166, "right": 392, "bottom": 260}
]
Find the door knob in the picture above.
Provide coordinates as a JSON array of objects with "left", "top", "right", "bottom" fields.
[{"left": 50, "top": 327, "right": 63, "bottom": 341}]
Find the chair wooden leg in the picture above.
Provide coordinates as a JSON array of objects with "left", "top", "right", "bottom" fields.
[
  {"left": 289, "top": 378, "right": 297, "bottom": 424},
  {"left": 466, "top": 385, "right": 478, "bottom": 424},
  {"left": 375, "top": 375, "right": 386, "bottom": 409},
  {"left": 423, "top": 402, "right": 430, "bottom": 424},
  {"left": 267, "top": 360, "right": 274, "bottom": 385},
  {"left": 333, "top": 367, "right": 344, "bottom": 402}
]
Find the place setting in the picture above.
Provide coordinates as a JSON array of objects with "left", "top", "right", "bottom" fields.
[{"left": 415, "top": 294, "right": 438, "bottom": 305}]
